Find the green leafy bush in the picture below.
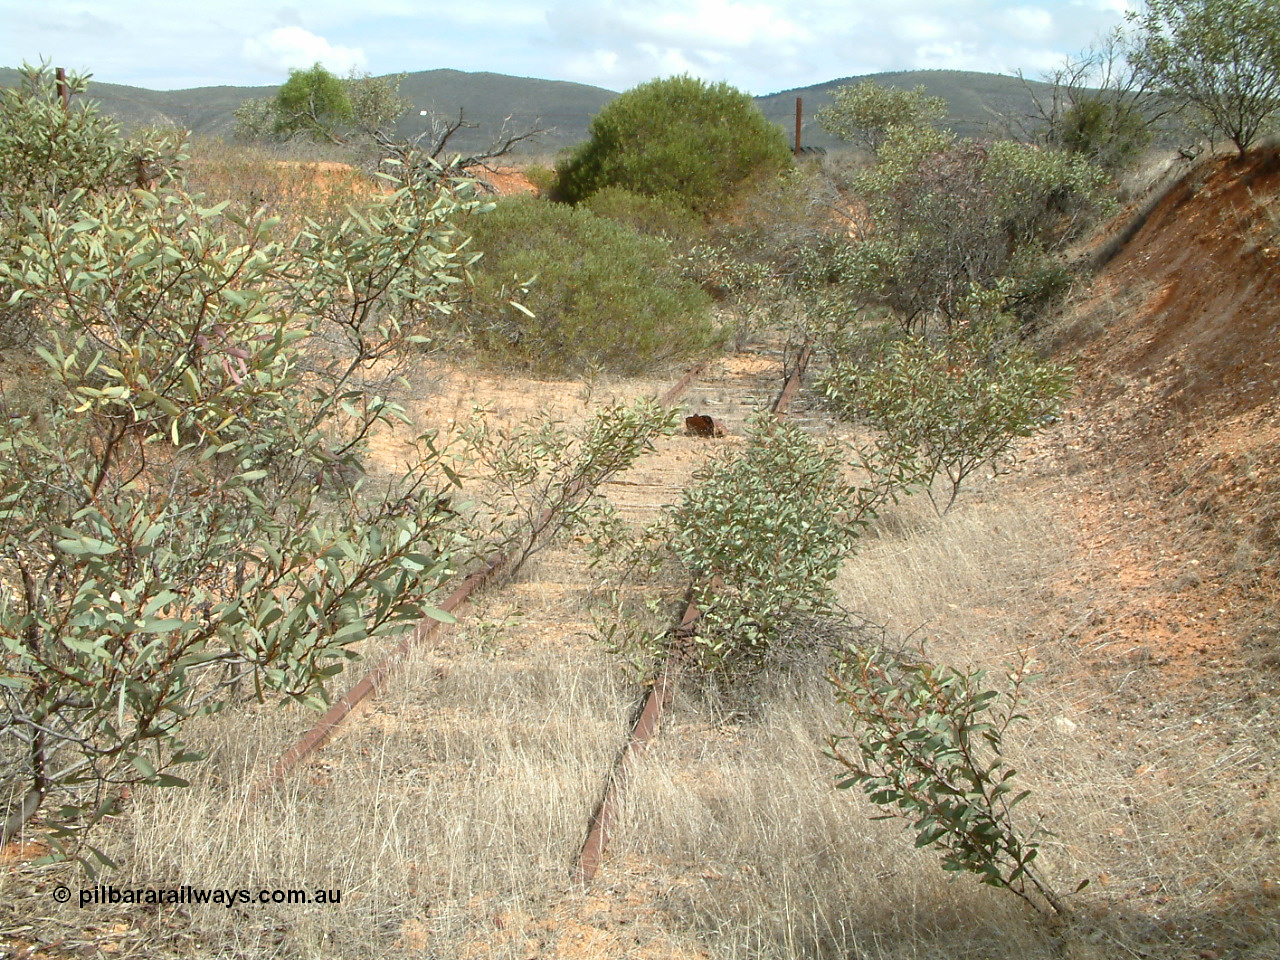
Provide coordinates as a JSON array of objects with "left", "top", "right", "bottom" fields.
[
  {"left": 1129, "top": 0, "right": 1280, "bottom": 157},
  {"left": 820, "top": 302, "right": 1072, "bottom": 512},
  {"left": 234, "top": 65, "right": 410, "bottom": 144},
  {"left": 673, "top": 242, "right": 775, "bottom": 303},
  {"left": 0, "top": 70, "right": 477, "bottom": 861},
  {"left": 273, "top": 63, "right": 354, "bottom": 142},
  {"left": 707, "top": 164, "right": 847, "bottom": 294},
  {"left": 845, "top": 126, "right": 1112, "bottom": 333},
  {"left": 463, "top": 195, "right": 717, "bottom": 376},
  {"left": 581, "top": 185, "right": 704, "bottom": 246},
  {"left": 556, "top": 75, "right": 793, "bottom": 218},
  {"left": 520, "top": 163, "right": 559, "bottom": 196},
  {"left": 648, "top": 415, "right": 897, "bottom": 672},
  {"left": 0, "top": 64, "right": 185, "bottom": 344},
  {"left": 829, "top": 642, "right": 1073, "bottom": 915},
  {"left": 1052, "top": 97, "right": 1153, "bottom": 171},
  {"left": 816, "top": 80, "right": 947, "bottom": 155},
  {"left": 1026, "top": 29, "right": 1159, "bottom": 175}
]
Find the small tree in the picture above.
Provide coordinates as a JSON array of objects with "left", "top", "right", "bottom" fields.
[
  {"left": 820, "top": 297, "right": 1073, "bottom": 513},
  {"left": 231, "top": 96, "right": 277, "bottom": 143},
  {"left": 1021, "top": 30, "right": 1159, "bottom": 172},
  {"left": 816, "top": 80, "right": 947, "bottom": 156},
  {"left": 0, "top": 69, "right": 480, "bottom": 862},
  {"left": 273, "top": 63, "right": 354, "bottom": 142},
  {"left": 829, "top": 642, "right": 1075, "bottom": 915},
  {"left": 234, "top": 66, "right": 410, "bottom": 145},
  {"left": 556, "top": 75, "right": 794, "bottom": 218},
  {"left": 839, "top": 125, "right": 1112, "bottom": 332},
  {"left": 0, "top": 63, "right": 183, "bottom": 344},
  {"left": 462, "top": 195, "right": 717, "bottom": 376},
  {"left": 614, "top": 413, "right": 914, "bottom": 675},
  {"left": 342, "top": 69, "right": 412, "bottom": 139},
  {"left": 1129, "top": 0, "right": 1280, "bottom": 157}
]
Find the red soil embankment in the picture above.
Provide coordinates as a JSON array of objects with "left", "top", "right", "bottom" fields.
[{"left": 1050, "top": 149, "right": 1280, "bottom": 675}]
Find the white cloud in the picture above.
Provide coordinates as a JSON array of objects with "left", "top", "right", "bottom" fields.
[
  {"left": 545, "top": 0, "right": 818, "bottom": 90},
  {"left": 242, "top": 26, "right": 366, "bottom": 76},
  {"left": 893, "top": 14, "right": 950, "bottom": 44},
  {"left": 1008, "top": 6, "right": 1054, "bottom": 41},
  {"left": 645, "top": 0, "right": 809, "bottom": 48}
]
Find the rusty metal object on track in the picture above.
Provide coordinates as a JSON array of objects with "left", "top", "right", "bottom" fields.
[{"left": 684, "top": 413, "right": 728, "bottom": 438}]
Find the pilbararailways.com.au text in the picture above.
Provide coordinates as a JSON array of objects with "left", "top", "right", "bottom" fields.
[{"left": 74, "top": 885, "right": 341, "bottom": 908}]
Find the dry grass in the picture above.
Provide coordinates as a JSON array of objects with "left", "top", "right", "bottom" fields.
[
  {"left": 588, "top": 472, "right": 1280, "bottom": 958},
  {"left": 3, "top": 627, "right": 637, "bottom": 958},
  {"left": 5, "top": 446, "right": 1278, "bottom": 959},
  {"left": 181, "top": 138, "right": 382, "bottom": 236}
]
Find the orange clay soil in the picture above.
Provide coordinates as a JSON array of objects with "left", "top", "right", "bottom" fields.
[{"left": 1031, "top": 148, "right": 1280, "bottom": 681}]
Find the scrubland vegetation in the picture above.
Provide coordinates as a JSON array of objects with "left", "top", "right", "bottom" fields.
[{"left": 2, "top": 6, "right": 1280, "bottom": 953}]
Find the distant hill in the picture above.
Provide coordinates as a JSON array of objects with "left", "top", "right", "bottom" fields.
[
  {"left": 757, "top": 69, "right": 1056, "bottom": 151},
  {"left": 0, "top": 66, "right": 1054, "bottom": 156},
  {"left": 0, "top": 67, "right": 268, "bottom": 138},
  {"left": 393, "top": 70, "right": 616, "bottom": 154}
]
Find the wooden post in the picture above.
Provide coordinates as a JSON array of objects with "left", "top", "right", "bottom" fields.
[
  {"left": 794, "top": 96, "right": 803, "bottom": 156},
  {"left": 55, "top": 67, "right": 69, "bottom": 110}
]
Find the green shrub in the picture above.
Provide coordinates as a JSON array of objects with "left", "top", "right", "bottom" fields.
[
  {"left": 829, "top": 642, "right": 1074, "bottom": 915},
  {"left": 816, "top": 80, "right": 947, "bottom": 155},
  {"left": 673, "top": 242, "right": 775, "bottom": 303},
  {"left": 520, "top": 163, "right": 559, "bottom": 196},
  {"left": 708, "top": 164, "right": 847, "bottom": 294},
  {"left": 1052, "top": 97, "right": 1153, "bottom": 171},
  {"left": 556, "top": 75, "right": 793, "bottom": 218},
  {"left": 649, "top": 415, "right": 896, "bottom": 673},
  {"left": 820, "top": 300, "right": 1072, "bottom": 512},
  {"left": 1128, "top": 0, "right": 1280, "bottom": 158},
  {"left": 463, "top": 195, "right": 717, "bottom": 376},
  {"left": 0, "top": 64, "right": 185, "bottom": 343},
  {"left": 235, "top": 67, "right": 410, "bottom": 145},
  {"left": 273, "top": 63, "right": 353, "bottom": 142},
  {"left": 844, "top": 126, "right": 1112, "bottom": 333},
  {"left": 0, "top": 70, "right": 476, "bottom": 861},
  {"left": 581, "top": 185, "right": 704, "bottom": 246}
]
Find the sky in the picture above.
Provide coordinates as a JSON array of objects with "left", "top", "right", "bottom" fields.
[{"left": 2, "top": 0, "right": 1137, "bottom": 95}]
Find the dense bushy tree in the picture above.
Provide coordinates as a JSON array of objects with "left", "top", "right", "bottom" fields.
[
  {"left": 556, "top": 75, "right": 793, "bottom": 217},
  {"left": 1023, "top": 30, "right": 1158, "bottom": 172},
  {"left": 838, "top": 126, "right": 1111, "bottom": 332},
  {"left": 273, "top": 63, "right": 354, "bottom": 142},
  {"left": 0, "top": 63, "right": 184, "bottom": 344},
  {"left": 1129, "top": 0, "right": 1280, "bottom": 157},
  {"left": 820, "top": 296, "right": 1073, "bottom": 512}
]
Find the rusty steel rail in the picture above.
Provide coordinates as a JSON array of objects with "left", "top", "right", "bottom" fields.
[
  {"left": 257, "top": 555, "right": 504, "bottom": 791},
  {"left": 577, "top": 341, "right": 814, "bottom": 884},
  {"left": 256, "top": 361, "right": 709, "bottom": 794}
]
